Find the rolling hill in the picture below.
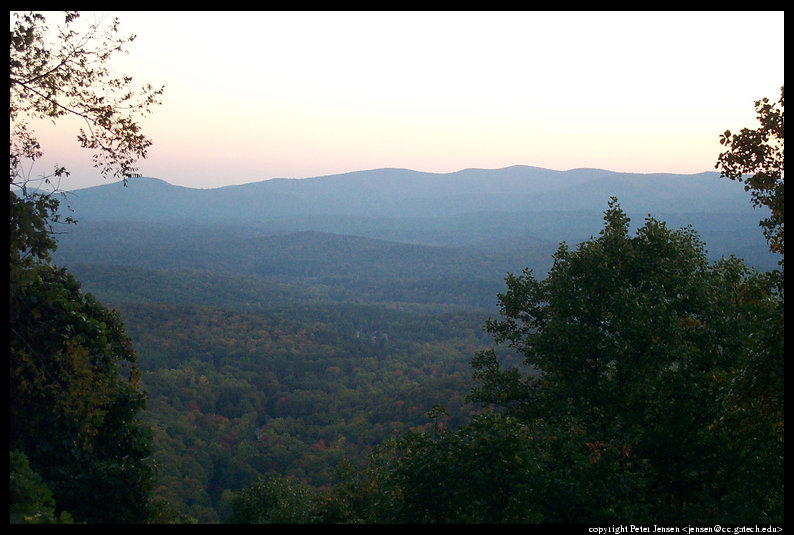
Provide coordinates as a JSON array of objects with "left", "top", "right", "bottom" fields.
[
  {"left": 50, "top": 165, "right": 779, "bottom": 312},
  {"left": 58, "top": 165, "right": 756, "bottom": 222},
  {"left": 40, "top": 165, "right": 781, "bottom": 521}
]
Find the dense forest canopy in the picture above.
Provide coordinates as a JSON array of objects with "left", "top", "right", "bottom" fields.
[{"left": 10, "top": 10, "right": 782, "bottom": 525}]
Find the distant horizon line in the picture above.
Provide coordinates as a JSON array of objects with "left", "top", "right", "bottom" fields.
[{"left": 57, "top": 164, "right": 721, "bottom": 193}]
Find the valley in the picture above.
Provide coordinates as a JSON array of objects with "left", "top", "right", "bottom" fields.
[{"left": 48, "top": 166, "right": 778, "bottom": 521}]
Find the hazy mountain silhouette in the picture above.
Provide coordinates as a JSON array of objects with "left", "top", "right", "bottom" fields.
[
  {"left": 51, "top": 166, "right": 779, "bottom": 292},
  {"left": 60, "top": 166, "right": 755, "bottom": 222}
]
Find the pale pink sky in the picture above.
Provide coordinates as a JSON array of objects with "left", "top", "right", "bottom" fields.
[{"left": 22, "top": 11, "right": 785, "bottom": 191}]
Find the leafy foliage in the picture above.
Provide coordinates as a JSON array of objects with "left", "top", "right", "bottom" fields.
[
  {"left": 367, "top": 411, "right": 545, "bottom": 523},
  {"left": 222, "top": 475, "right": 320, "bottom": 524},
  {"left": 220, "top": 198, "right": 782, "bottom": 525},
  {"left": 114, "top": 301, "right": 489, "bottom": 521},
  {"left": 45, "top": 195, "right": 782, "bottom": 523},
  {"left": 463, "top": 199, "right": 783, "bottom": 522},
  {"left": 9, "top": 10, "right": 164, "bottom": 523},
  {"left": 10, "top": 11, "right": 164, "bottom": 185},
  {"left": 9, "top": 255, "right": 157, "bottom": 523},
  {"left": 10, "top": 451, "right": 73, "bottom": 524},
  {"left": 716, "top": 86, "right": 784, "bottom": 255},
  {"left": 10, "top": 15, "right": 782, "bottom": 523}
]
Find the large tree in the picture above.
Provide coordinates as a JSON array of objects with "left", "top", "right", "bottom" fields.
[
  {"left": 467, "top": 199, "right": 783, "bottom": 523},
  {"left": 10, "top": 11, "right": 164, "bottom": 523},
  {"left": 360, "top": 199, "right": 782, "bottom": 524},
  {"left": 9, "top": 262, "right": 156, "bottom": 523}
]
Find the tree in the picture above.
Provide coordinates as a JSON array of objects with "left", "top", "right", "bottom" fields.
[
  {"left": 324, "top": 199, "right": 781, "bottom": 524},
  {"left": 10, "top": 11, "right": 164, "bottom": 523},
  {"left": 10, "top": 258, "right": 157, "bottom": 523},
  {"left": 10, "top": 450, "right": 73, "bottom": 524},
  {"left": 222, "top": 475, "right": 320, "bottom": 524},
  {"left": 714, "top": 88, "right": 784, "bottom": 521},
  {"left": 10, "top": 9, "right": 164, "bottom": 287},
  {"left": 10, "top": 11, "right": 164, "bottom": 189},
  {"left": 364, "top": 410, "right": 545, "bottom": 523},
  {"left": 462, "top": 199, "right": 783, "bottom": 523},
  {"left": 716, "top": 86, "right": 784, "bottom": 256}
]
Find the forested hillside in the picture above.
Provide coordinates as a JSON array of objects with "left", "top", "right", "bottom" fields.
[
  {"left": 117, "top": 301, "right": 495, "bottom": 521},
  {"left": 51, "top": 222, "right": 522, "bottom": 520},
  {"left": 43, "top": 167, "right": 781, "bottom": 522},
  {"left": 20, "top": 173, "right": 784, "bottom": 523},
  {"left": 11, "top": 11, "right": 781, "bottom": 526}
]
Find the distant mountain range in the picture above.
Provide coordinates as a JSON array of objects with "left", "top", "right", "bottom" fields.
[
  {"left": 49, "top": 166, "right": 779, "bottom": 305},
  {"left": 59, "top": 165, "right": 757, "bottom": 222}
]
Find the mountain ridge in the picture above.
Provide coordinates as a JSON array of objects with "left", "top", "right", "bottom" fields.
[
  {"left": 59, "top": 165, "right": 755, "bottom": 223},
  {"left": 46, "top": 164, "right": 781, "bottom": 317}
]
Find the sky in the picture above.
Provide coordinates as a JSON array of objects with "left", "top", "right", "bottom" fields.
[{"left": 21, "top": 10, "right": 785, "bottom": 191}]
